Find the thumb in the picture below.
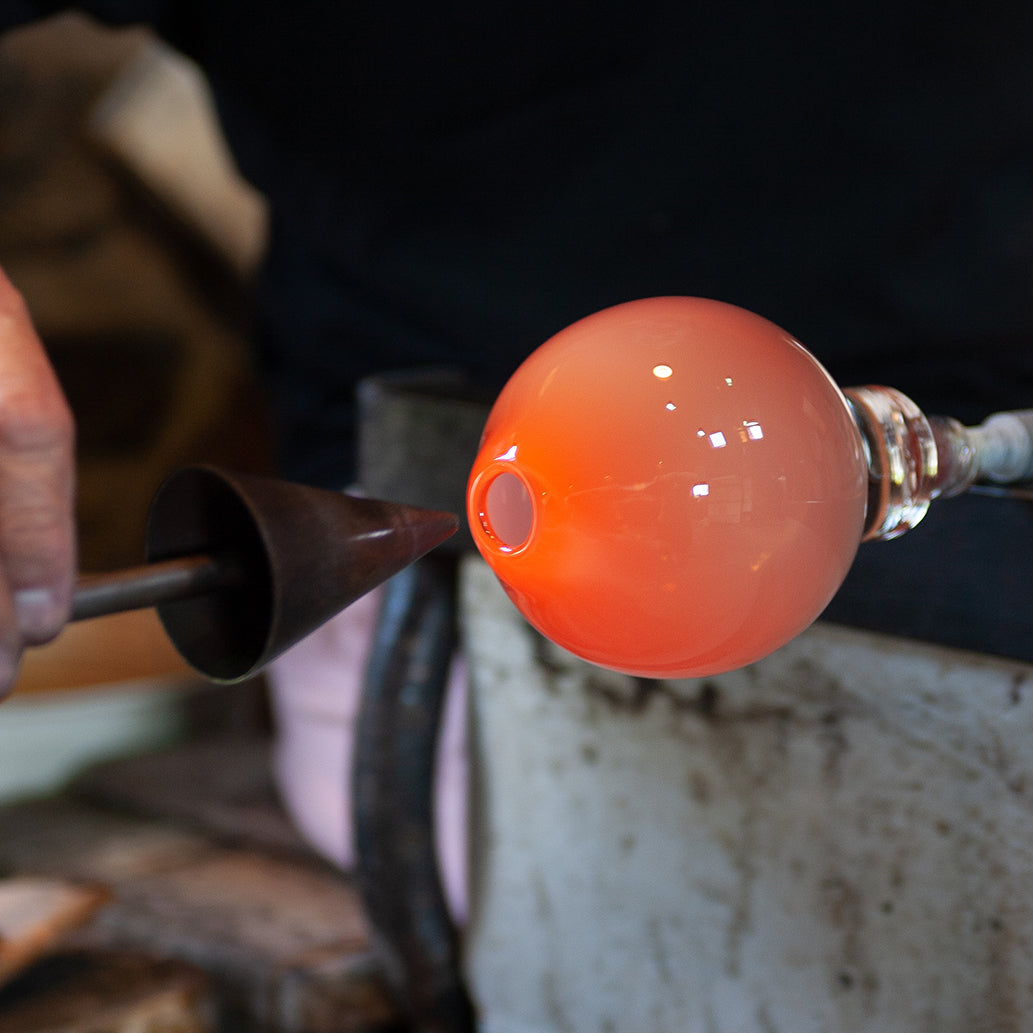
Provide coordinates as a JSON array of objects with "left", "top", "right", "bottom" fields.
[{"left": 0, "top": 271, "right": 76, "bottom": 692}]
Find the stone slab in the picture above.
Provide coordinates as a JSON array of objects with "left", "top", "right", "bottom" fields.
[{"left": 460, "top": 554, "right": 1033, "bottom": 1033}]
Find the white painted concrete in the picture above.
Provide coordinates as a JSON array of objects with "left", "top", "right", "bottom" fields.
[{"left": 460, "top": 556, "right": 1033, "bottom": 1033}]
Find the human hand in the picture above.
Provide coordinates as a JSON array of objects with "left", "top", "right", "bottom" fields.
[{"left": 0, "top": 269, "right": 76, "bottom": 697}]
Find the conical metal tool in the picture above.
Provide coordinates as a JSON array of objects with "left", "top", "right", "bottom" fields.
[{"left": 71, "top": 465, "right": 459, "bottom": 682}]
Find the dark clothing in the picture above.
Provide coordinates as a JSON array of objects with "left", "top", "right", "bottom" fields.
[{"left": 4, "top": 1, "right": 1033, "bottom": 661}]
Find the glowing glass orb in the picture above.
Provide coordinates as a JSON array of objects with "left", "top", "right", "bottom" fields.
[{"left": 466, "top": 297, "right": 868, "bottom": 678}]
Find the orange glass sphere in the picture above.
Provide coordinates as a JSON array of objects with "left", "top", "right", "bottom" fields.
[{"left": 466, "top": 297, "right": 868, "bottom": 678}]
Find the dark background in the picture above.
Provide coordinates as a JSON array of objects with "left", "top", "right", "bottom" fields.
[{"left": 4, "top": 0, "right": 1033, "bottom": 663}]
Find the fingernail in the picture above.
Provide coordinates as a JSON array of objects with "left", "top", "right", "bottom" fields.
[{"left": 14, "top": 587, "right": 63, "bottom": 641}]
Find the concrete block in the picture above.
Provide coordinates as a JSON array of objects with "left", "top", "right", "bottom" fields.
[{"left": 460, "top": 555, "right": 1033, "bottom": 1033}]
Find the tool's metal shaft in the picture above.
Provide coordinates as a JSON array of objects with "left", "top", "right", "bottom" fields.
[
  {"left": 71, "top": 555, "right": 237, "bottom": 622},
  {"left": 966, "top": 483, "right": 1033, "bottom": 502}
]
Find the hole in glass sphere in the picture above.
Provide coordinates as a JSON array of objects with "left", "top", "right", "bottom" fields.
[{"left": 483, "top": 471, "right": 534, "bottom": 550}]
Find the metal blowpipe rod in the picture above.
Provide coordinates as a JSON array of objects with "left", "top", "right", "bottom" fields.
[{"left": 71, "top": 554, "right": 240, "bottom": 622}]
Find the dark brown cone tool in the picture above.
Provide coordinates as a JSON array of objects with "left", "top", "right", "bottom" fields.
[{"left": 71, "top": 465, "right": 459, "bottom": 682}]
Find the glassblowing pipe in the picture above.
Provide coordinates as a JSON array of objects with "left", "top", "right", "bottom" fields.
[{"left": 844, "top": 386, "right": 1033, "bottom": 541}]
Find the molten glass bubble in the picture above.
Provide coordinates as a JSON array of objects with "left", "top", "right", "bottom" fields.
[{"left": 466, "top": 297, "right": 868, "bottom": 678}]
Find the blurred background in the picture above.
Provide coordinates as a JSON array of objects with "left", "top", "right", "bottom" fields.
[
  {"left": 1, "top": 10, "right": 1033, "bottom": 1032},
  {"left": 2, "top": 3, "right": 1033, "bottom": 805},
  {"left": 0, "top": 12, "right": 273, "bottom": 799}
]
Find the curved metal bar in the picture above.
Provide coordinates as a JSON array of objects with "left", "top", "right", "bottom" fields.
[{"left": 353, "top": 554, "right": 475, "bottom": 1033}]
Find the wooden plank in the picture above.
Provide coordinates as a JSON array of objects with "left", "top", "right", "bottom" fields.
[
  {"left": 0, "top": 951, "right": 213, "bottom": 1033},
  {"left": 73, "top": 738, "right": 310, "bottom": 858},
  {"left": 15, "top": 610, "right": 193, "bottom": 695},
  {"left": 81, "top": 849, "right": 387, "bottom": 1028},
  {"left": 0, "top": 799, "right": 212, "bottom": 883},
  {"left": 0, "top": 879, "right": 108, "bottom": 989},
  {"left": 0, "top": 785, "right": 401, "bottom": 1031}
]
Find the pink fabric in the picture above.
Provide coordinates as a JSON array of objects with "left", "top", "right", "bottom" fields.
[{"left": 268, "top": 585, "right": 468, "bottom": 922}]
